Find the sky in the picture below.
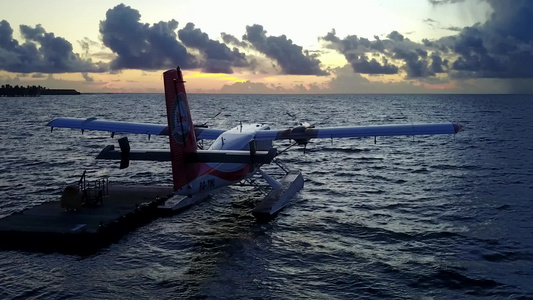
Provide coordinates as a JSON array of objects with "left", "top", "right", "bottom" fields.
[{"left": 1, "top": 0, "right": 533, "bottom": 94}]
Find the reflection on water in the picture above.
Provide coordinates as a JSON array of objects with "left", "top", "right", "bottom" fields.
[{"left": 0, "top": 94, "right": 532, "bottom": 299}]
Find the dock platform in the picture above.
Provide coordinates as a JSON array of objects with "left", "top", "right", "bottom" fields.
[{"left": 0, "top": 185, "right": 173, "bottom": 254}]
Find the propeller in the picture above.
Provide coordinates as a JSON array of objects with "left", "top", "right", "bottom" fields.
[
  {"left": 194, "top": 111, "right": 222, "bottom": 128},
  {"left": 286, "top": 111, "right": 314, "bottom": 147},
  {"left": 286, "top": 112, "right": 314, "bottom": 128}
]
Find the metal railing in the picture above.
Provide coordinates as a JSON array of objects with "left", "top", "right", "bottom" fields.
[{"left": 77, "top": 170, "right": 109, "bottom": 207}]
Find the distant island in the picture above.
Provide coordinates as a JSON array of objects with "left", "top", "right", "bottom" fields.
[{"left": 0, "top": 84, "right": 80, "bottom": 97}]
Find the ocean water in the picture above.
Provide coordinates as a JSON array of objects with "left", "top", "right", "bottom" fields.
[{"left": 0, "top": 93, "right": 532, "bottom": 299}]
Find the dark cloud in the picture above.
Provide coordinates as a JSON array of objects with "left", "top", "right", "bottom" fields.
[
  {"left": 393, "top": 48, "right": 435, "bottom": 78},
  {"left": 323, "top": 29, "right": 452, "bottom": 78},
  {"left": 321, "top": 29, "right": 399, "bottom": 75},
  {"left": 422, "top": 39, "right": 434, "bottom": 47},
  {"left": 430, "top": 52, "right": 448, "bottom": 73},
  {"left": 81, "top": 72, "right": 94, "bottom": 82},
  {"left": 243, "top": 24, "right": 328, "bottom": 76},
  {"left": 453, "top": 27, "right": 487, "bottom": 56},
  {"left": 221, "top": 32, "right": 248, "bottom": 48},
  {"left": 444, "top": 26, "right": 462, "bottom": 32},
  {"left": 446, "top": 0, "right": 533, "bottom": 79},
  {"left": 322, "top": 29, "right": 342, "bottom": 45},
  {"left": 415, "top": 48, "right": 428, "bottom": 58},
  {"left": 355, "top": 36, "right": 386, "bottom": 53},
  {"left": 99, "top": 4, "right": 197, "bottom": 70},
  {"left": 387, "top": 31, "right": 405, "bottom": 42},
  {"left": 323, "top": 27, "right": 463, "bottom": 81},
  {"left": 484, "top": 0, "right": 533, "bottom": 42},
  {"left": 0, "top": 20, "right": 18, "bottom": 50},
  {"left": 323, "top": 0, "right": 533, "bottom": 87},
  {"left": 178, "top": 23, "right": 249, "bottom": 73},
  {"left": 350, "top": 56, "right": 398, "bottom": 74},
  {"left": 0, "top": 20, "right": 106, "bottom": 73},
  {"left": 434, "top": 37, "right": 455, "bottom": 53}
]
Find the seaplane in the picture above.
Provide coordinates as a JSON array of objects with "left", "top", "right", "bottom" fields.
[{"left": 47, "top": 67, "right": 461, "bottom": 219}]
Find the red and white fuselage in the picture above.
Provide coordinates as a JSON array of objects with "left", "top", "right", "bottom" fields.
[
  {"left": 163, "top": 68, "right": 272, "bottom": 196},
  {"left": 176, "top": 124, "right": 271, "bottom": 195}
]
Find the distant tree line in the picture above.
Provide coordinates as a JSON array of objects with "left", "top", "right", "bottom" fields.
[{"left": 0, "top": 84, "right": 80, "bottom": 97}]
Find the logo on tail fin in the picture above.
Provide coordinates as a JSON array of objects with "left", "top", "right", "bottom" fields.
[
  {"left": 164, "top": 67, "right": 199, "bottom": 192},
  {"left": 171, "top": 93, "right": 191, "bottom": 145}
]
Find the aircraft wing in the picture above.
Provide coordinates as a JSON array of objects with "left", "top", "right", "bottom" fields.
[
  {"left": 47, "top": 117, "right": 225, "bottom": 139},
  {"left": 253, "top": 123, "right": 461, "bottom": 141},
  {"left": 47, "top": 117, "right": 167, "bottom": 135},
  {"left": 195, "top": 128, "right": 226, "bottom": 140}
]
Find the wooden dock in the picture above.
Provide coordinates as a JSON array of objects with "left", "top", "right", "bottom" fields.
[{"left": 0, "top": 184, "right": 173, "bottom": 254}]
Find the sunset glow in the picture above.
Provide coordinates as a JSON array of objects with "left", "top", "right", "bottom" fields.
[{"left": 1, "top": 0, "right": 532, "bottom": 93}]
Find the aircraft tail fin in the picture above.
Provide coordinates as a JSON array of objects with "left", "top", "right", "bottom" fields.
[{"left": 164, "top": 67, "right": 199, "bottom": 191}]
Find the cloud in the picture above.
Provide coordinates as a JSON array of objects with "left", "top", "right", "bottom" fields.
[
  {"left": 0, "top": 20, "right": 18, "bottom": 50},
  {"left": 450, "top": 26, "right": 504, "bottom": 75},
  {"left": 430, "top": 52, "right": 448, "bottom": 73},
  {"left": 322, "top": 30, "right": 387, "bottom": 54},
  {"left": 218, "top": 64, "right": 450, "bottom": 94},
  {"left": 444, "top": 26, "right": 462, "bottom": 32},
  {"left": 0, "top": 20, "right": 107, "bottom": 73},
  {"left": 99, "top": 4, "right": 197, "bottom": 70},
  {"left": 323, "top": 0, "right": 533, "bottom": 90},
  {"left": 322, "top": 28, "right": 460, "bottom": 79},
  {"left": 78, "top": 37, "right": 101, "bottom": 58},
  {"left": 81, "top": 72, "right": 94, "bottom": 82},
  {"left": 220, "top": 80, "right": 281, "bottom": 93},
  {"left": 444, "top": 0, "right": 533, "bottom": 80},
  {"left": 243, "top": 24, "right": 328, "bottom": 76},
  {"left": 321, "top": 29, "right": 400, "bottom": 75},
  {"left": 221, "top": 32, "right": 249, "bottom": 48},
  {"left": 350, "top": 56, "right": 399, "bottom": 74},
  {"left": 178, "top": 23, "right": 250, "bottom": 73},
  {"left": 393, "top": 48, "right": 435, "bottom": 78},
  {"left": 328, "top": 65, "right": 432, "bottom": 93},
  {"left": 484, "top": 0, "right": 532, "bottom": 43},
  {"left": 387, "top": 31, "right": 405, "bottom": 42}
]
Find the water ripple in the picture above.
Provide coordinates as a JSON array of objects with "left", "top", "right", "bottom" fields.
[{"left": 0, "top": 94, "right": 532, "bottom": 298}]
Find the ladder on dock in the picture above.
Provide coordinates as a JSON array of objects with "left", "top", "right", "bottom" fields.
[{"left": 78, "top": 170, "right": 109, "bottom": 207}]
